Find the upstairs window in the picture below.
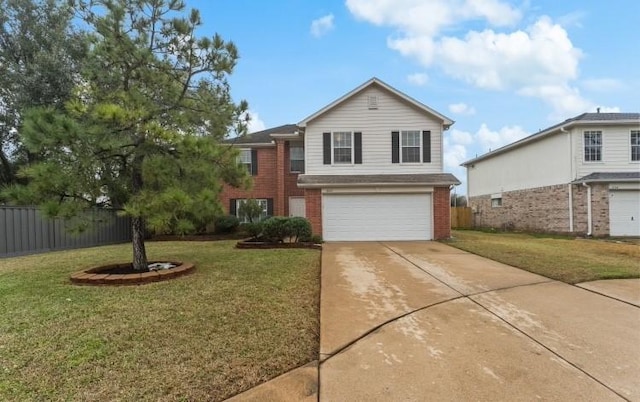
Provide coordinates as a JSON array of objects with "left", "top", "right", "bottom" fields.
[
  {"left": 631, "top": 130, "right": 640, "bottom": 162},
  {"left": 583, "top": 131, "right": 602, "bottom": 162},
  {"left": 401, "top": 131, "right": 421, "bottom": 163},
  {"left": 237, "top": 149, "right": 258, "bottom": 175},
  {"left": 290, "top": 144, "right": 305, "bottom": 173},
  {"left": 333, "top": 132, "right": 352, "bottom": 164}
]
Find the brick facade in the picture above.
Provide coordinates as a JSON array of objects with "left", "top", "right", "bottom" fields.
[
  {"left": 433, "top": 186, "right": 452, "bottom": 239},
  {"left": 220, "top": 139, "right": 303, "bottom": 217},
  {"left": 469, "top": 183, "right": 611, "bottom": 236},
  {"left": 304, "top": 188, "right": 322, "bottom": 236}
]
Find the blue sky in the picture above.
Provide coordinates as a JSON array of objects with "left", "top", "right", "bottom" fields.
[{"left": 188, "top": 0, "right": 639, "bottom": 189}]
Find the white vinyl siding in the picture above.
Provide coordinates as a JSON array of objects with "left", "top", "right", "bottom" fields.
[
  {"left": 322, "top": 193, "right": 432, "bottom": 241},
  {"left": 467, "top": 133, "right": 570, "bottom": 197},
  {"left": 305, "top": 85, "right": 443, "bottom": 175},
  {"left": 575, "top": 125, "right": 640, "bottom": 177}
]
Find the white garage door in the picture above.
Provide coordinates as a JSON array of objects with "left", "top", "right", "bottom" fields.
[
  {"left": 609, "top": 190, "right": 640, "bottom": 236},
  {"left": 323, "top": 193, "right": 432, "bottom": 241}
]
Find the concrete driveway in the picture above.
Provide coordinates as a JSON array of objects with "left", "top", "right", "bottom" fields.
[{"left": 320, "top": 242, "right": 640, "bottom": 401}]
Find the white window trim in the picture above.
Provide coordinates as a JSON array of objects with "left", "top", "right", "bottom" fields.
[
  {"left": 491, "top": 193, "right": 502, "bottom": 208},
  {"left": 236, "top": 198, "right": 268, "bottom": 223},
  {"left": 400, "top": 130, "right": 422, "bottom": 164},
  {"left": 238, "top": 148, "right": 252, "bottom": 172},
  {"left": 583, "top": 131, "right": 603, "bottom": 163},
  {"left": 630, "top": 130, "right": 640, "bottom": 163},
  {"left": 331, "top": 131, "right": 354, "bottom": 165},
  {"left": 290, "top": 143, "right": 305, "bottom": 173}
]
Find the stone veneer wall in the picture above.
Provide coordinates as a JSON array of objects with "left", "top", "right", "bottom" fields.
[{"left": 469, "top": 183, "right": 611, "bottom": 236}]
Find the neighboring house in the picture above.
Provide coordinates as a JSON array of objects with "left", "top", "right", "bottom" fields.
[
  {"left": 221, "top": 77, "right": 460, "bottom": 241},
  {"left": 462, "top": 112, "right": 640, "bottom": 236}
]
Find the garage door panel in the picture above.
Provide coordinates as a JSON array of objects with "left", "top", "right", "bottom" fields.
[
  {"left": 323, "top": 193, "right": 432, "bottom": 241},
  {"left": 610, "top": 190, "right": 640, "bottom": 236}
]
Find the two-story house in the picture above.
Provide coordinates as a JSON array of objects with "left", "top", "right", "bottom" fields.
[
  {"left": 463, "top": 112, "right": 640, "bottom": 236},
  {"left": 221, "top": 78, "right": 460, "bottom": 241}
]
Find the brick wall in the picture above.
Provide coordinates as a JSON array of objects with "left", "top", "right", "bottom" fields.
[
  {"left": 469, "top": 183, "right": 611, "bottom": 235},
  {"left": 220, "top": 141, "right": 303, "bottom": 217},
  {"left": 433, "top": 186, "right": 452, "bottom": 239},
  {"left": 305, "top": 188, "right": 322, "bottom": 236}
]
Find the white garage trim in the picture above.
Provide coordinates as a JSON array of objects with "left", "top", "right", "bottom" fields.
[
  {"left": 322, "top": 192, "right": 432, "bottom": 241},
  {"left": 609, "top": 190, "right": 640, "bottom": 236}
]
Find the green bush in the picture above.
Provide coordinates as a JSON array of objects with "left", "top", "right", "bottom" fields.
[
  {"left": 261, "top": 216, "right": 289, "bottom": 243},
  {"left": 309, "top": 234, "right": 323, "bottom": 244},
  {"left": 214, "top": 215, "right": 239, "bottom": 234},
  {"left": 240, "top": 221, "right": 263, "bottom": 239},
  {"left": 286, "top": 217, "right": 312, "bottom": 242}
]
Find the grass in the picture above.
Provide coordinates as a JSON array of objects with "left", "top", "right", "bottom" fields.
[
  {"left": 0, "top": 241, "right": 320, "bottom": 401},
  {"left": 445, "top": 230, "right": 640, "bottom": 284}
]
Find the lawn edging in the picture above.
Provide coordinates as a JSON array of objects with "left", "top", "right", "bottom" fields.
[{"left": 70, "top": 261, "right": 195, "bottom": 285}]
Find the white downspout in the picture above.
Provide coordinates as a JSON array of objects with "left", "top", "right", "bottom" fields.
[
  {"left": 568, "top": 184, "right": 574, "bottom": 232},
  {"left": 583, "top": 182, "right": 592, "bottom": 236}
]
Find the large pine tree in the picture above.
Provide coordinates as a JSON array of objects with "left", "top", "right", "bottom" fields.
[{"left": 5, "top": 0, "right": 251, "bottom": 270}]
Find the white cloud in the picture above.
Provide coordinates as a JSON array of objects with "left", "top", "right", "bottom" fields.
[
  {"left": 246, "top": 110, "right": 266, "bottom": 133},
  {"left": 581, "top": 78, "right": 623, "bottom": 92},
  {"left": 476, "top": 123, "right": 528, "bottom": 151},
  {"left": 345, "top": 0, "right": 607, "bottom": 120},
  {"left": 450, "top": 129, "right": 474, "bottom": 145},
  {"left": 310, "top": 14, "right": 335, "bottom": 38},
  {"left": 449, "top": 103, "right": 476, "bottom": 115},
  {"left": 407, "top": 73, "right": 428, "bottom": 86}
]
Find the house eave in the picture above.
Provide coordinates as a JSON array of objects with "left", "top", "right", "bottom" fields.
[{"left": 297, "top": 181, "right": 460, "bottom": 189}]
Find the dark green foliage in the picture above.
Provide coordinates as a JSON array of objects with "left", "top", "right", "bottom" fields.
[
  {"left": 261, "top": 216, "right": 289, "bottom": 243},
  {"left": 237, "top": 199, "right": 264, "bottom": 223},
  {"left": 309, "top": 234, "right": 323, "bottom": 244},
  {"left": 286, "top": 217, "right": 312, "bottom": 242},
  {"left": 0, "top": 0, "right": 88, "bottom": 187},
  {"left": 3, "top": 0, "right": 252, "bottom": 269},
  {"left": 214, "top": 215, "right": 239, "bottom": 234},
  {"left": 240, "top": 221, "right": 263, "bottom": 239}
]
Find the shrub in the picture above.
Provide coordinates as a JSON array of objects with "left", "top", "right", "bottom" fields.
[
  {"left": 214, "top": 215, "right": 239, "bottom": 234},
  {"left": 309, "top": 234, "right": 323, "bottom": 244},
  {"left": 286, "top": 217, "right": 312, "bottom": 243},
  {"left": 240, "top": 221, "right": 263, "bottom": 239},
  {"left": 261, "top": 216, "right": 289, "bottom": 243}
]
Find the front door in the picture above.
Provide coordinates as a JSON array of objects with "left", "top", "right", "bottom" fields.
[{"left": 289, "top": 197, "right": 306, "bottom": 217}]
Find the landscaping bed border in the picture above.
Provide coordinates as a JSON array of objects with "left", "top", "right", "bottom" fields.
[{"left": 70, "top": 261, "right": 195, "bottom": 285}]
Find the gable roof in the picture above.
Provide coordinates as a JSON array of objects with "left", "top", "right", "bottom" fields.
[
  {"left": 297, "top": 77, "right": 454, "bottom": 128},
  {"left": 225, "top": 124, "right": 299, "bottom": 145},
  {"left": 462, "top": 112, "right": 640, "bottom": 166}
]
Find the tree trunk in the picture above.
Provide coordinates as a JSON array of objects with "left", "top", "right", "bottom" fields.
[
  {"left": 132, "top": 215, "right": 148, "bottom": 271},
  {"left": 131, "top": 149, "right": 147, "bottom": 271}
]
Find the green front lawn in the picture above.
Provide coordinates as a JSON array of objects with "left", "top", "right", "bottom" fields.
[
  {"left": 446, "top": 230, "right": 640, "bottom": 284},
  {"left": 0, "top": 241, "right": 320, "bottom": 401}
]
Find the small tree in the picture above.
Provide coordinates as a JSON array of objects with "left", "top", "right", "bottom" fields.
[
  {"left": 4, "top": 0, "right": 250, "bottom": 270},
  {"left": 237, "top": 199, "right": 264, "bottom": 223}
]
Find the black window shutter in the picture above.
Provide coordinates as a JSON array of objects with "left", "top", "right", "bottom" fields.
[
  {"left": 354, "top": 132, "right": 362, "bottom": 164},
  {"left": 323, "top": 132, "right": 331, "bottom": 164},
  {"left": 229, "top": 199, "right": 237, "bottom": 216},
  {"left": 251, "top": 149, "right": 258, "bottom": 175},
  {"left": 391, "top": 131, "right": 400, "bottom": 163},
  {"left": 422, "top": 131, "right": 431, "bottom": 163},
  {"left": 266, "top": 198, "right": 274, "bottom": 217}
]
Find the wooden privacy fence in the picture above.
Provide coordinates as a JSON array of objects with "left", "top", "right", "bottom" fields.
[
  {"left": 0, "top": 206, "right": 131, "bottom": 258},
  {"left": 451, "top": 207, "right": 473, "bottom": 229}
]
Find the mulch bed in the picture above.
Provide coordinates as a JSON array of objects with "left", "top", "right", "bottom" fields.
[
  {"left": 150, "top": 233, "right": 246, "bottom": 241},
  {"left": 236, "top": 240, "right": 322, "bottom": 250},
  {"left": 70, "top": 261, "right": 195, "bottom": 286}
]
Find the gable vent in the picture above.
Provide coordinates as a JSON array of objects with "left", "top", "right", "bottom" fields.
[{"left": 367, "top": 95, "right": 378, "bottom": 110}]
